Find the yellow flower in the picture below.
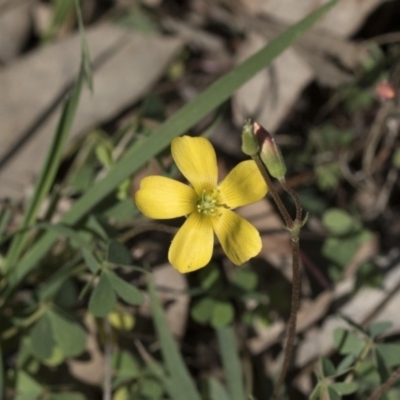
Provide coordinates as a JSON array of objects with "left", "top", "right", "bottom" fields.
[{"left": 135, "top": 136, "right": 268, "bottom": 273}]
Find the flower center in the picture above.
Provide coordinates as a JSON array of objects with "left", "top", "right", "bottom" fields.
[{"left": 196, "top": 189, "right": 224, "bottom": 217}]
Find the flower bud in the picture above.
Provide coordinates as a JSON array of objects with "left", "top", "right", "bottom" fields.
[
  {"left": 375, "top": 80, "right": 396, "bottom": 101},
  {"left": 254, "top": 122, "right": 286, "bottom": 179},
  {"left": 241, "top": 120, "right": 259, "bottom": 156}
]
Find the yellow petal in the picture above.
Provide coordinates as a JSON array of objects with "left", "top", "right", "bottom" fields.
[
  {"left": 168, "top": 212, "right": 214, "bottom": 273},
  {"left": 212, "top": 209, "right": 261, "bottom": 265},
  {"left": 171, "top": 136, "right": 218, "bottom": 194},
  {"left": 218, "top": 160, "right": 267, "bottom": 208},
  {"left": 135, "top": 176, "right": 196, "bottom": 219}
]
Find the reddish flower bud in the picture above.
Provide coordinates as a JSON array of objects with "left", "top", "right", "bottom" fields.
[
  {"left": 376, "top": 81, "right": 396, "bottom": 101},
  {"left": 253, "top": 122, "right": 286, "bottom": 179}
]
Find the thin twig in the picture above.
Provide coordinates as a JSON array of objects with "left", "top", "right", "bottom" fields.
[{"left": 367, "top": 365, "right": 400, "bottom": 400}]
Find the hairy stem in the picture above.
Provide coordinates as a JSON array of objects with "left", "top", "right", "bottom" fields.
[
  {"left": 251, "top": 152, "right": 303, "bottom": 399},
  {"left": 271, "top": 237, "right": 301, "bottom": 400},
  {"left": 252, "top": 155, "right": 294, "bottom": 228}
]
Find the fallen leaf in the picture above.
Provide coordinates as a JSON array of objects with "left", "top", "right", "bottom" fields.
[
  {"left": 232, "top": 32, "right": 314, "bottom": 132},
  {"left": 0, "top": 24, "right": 183, "bottom": 198},
  {"left": 251, "top": 0, "right": 384, "bottom": 38},
  {"left": 0, "top": 1, "right": 33, "bottom": 64}
]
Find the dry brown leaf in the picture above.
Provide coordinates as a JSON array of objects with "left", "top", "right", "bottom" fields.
[
  {"left": 0, "top": 1, "right": 33, "bottom": 64},
  {"left": 247, "top": 0, "right": 384, "bottom": 38},
  {"left": 152, "top": 264, "right": 189, "bottom": 338},
  {"left": 68, "top": 314, "right": 104, "bottom": 385},
  {"left": 0, "top": 24, "right": 183, "bottom": 198},
  {"left": 232, "top": 32, "right": 314, "bottom": 132},
  {"left": 295, "top": 260, "right": 400, "bottom": 367}
]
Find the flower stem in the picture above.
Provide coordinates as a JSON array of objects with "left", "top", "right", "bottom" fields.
[
  {"left": 252, "top": 155, "right": 294, "bottom": 228},
  {"left": 271, "top": 237, "right": 301, "bottom": 400},
  {"left": 252, "top": 153, "right": 303, "bottom": 399},
  {"left": 279, "top": 178, "right": 303, "bottom": 223}
]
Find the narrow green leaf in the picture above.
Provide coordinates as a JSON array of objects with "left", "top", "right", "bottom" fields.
[
  {"left": 0, "top": 206, "right": 12, "bottom": 241},
  {"left": 199, "top": 264, "right": 220, "bottom": 290},
  {"left": 41, "top": 0, "right": 74, "bottom": 43},
  {"left": 106, "top": 270, "right": 143, "bottom": 305},
  {"left": 333, "top": 328, "right": 365, "bottom": 356},
  {"left": 89, "top": 273, "right": 117, "bottom": 317},
  {"left": 148, "top": 278, "right": 201, "bottom": 400},
  {"left": 41, "top": 222, "right": 101, "bottom": 273},
  {"left": 112, "top": 350, "right": 140, "bottom": 379},
  {"left": 321, "top": 357, "right": 336, "bottom": 378},
  {"left": 47, "top": 310, "right": 86, "bottom": 357},
  {"left": 30, "top": 313, "right": 54, "bottom": 360},
  {"left": 38, "top": 254, "right": 81, "bottom": 301},
  {"left": 335, "top": 354, "right": 355, "bottom": 376},
  {"left": 82, "top": 248, "right": 100, "bottom": 274},
  {"left": 141, "top": 378, "right": 164, "bottom": 399},
  {"left": 16, "top": 371, "right": 43, "bottom": 398},
  {"left": 208, "top": 378, "right": 231, "bottom": 400},
  {"left": 376, "top": 344, "right": 400, "bottom": 368},
  {"left": 327, "top": 386, "right": 341, "bottom": 400},
  {"left": 107, "top": 240, "right": 132, "bottom": 265},
  {"left": 368, "top": 321, "right": 393, "bottom": 338},
  {"left": 140, "top": 349, "right": 187, "bottom": 400},
  {"left": 216, "top": 326, "right": 246, "bottom": 400},
  {"left": 330, "top": 382, "right": 359, "bottom": 395},
  {"left": 9, "top": 0, "right": 338, "bottom": 291},
  {"left": 74, "top": 0, "right": 93, "bottom": 90},
  {"left": 309, "top": 383, "right": 321, "bottom": 400}
]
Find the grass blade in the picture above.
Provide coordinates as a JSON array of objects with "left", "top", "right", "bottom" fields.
[
  {"left": 148, "top": 277, "right": 201, "bottom": 400},
  {"left": 217, "top": 326, "right": 246, "bottom": 400},
  {"left": 4, "top": 0, "right": 91, "bottom": 274},
  {"left": 8, "top": 0, "right": 337, "bottom": 289}
]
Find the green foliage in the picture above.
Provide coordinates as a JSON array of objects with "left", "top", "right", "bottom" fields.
[
  {"left": 106, "top": 270, "right": 143, "bottom": 306},
  {"left": 312, "top": 319, "right": 400, "bottom": 399},
  {"left": 4, "top": 2, "right": 380, "bottom": 399},
  {"left": 321, "top": 208, "right": 377, "bottom": 284},
  {"left": 322, "top": 208, "right": 359, "bottom": 236},
  {"left": 89, "top": 273, "right": 117, "bottom": 317}
]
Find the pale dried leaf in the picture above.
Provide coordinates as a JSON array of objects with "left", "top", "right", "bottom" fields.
[
  {"left": 0, "top": 1, "right": 33, "bottom": 64},
  {"left": 251, "top": 0, "right": 384, "bottom": 38},
  {"left": 232, "top": 33, "right": 314, "bottom": 132},
  {"left": 0, "top": 25, "right": 183, "bottom": 198},
  {"left": 68, "top": 315, "right": 104, "bottom": 385},
  {"left": 295, "top": 261, "right": 400, "bottom": 367},
  {"left": 145, "top": 264, "right": 189, "bottom": 339}
]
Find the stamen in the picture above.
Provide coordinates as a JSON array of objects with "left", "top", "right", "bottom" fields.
[{"left": 197, "top": 188, "right": 221, "bottom": 216}]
